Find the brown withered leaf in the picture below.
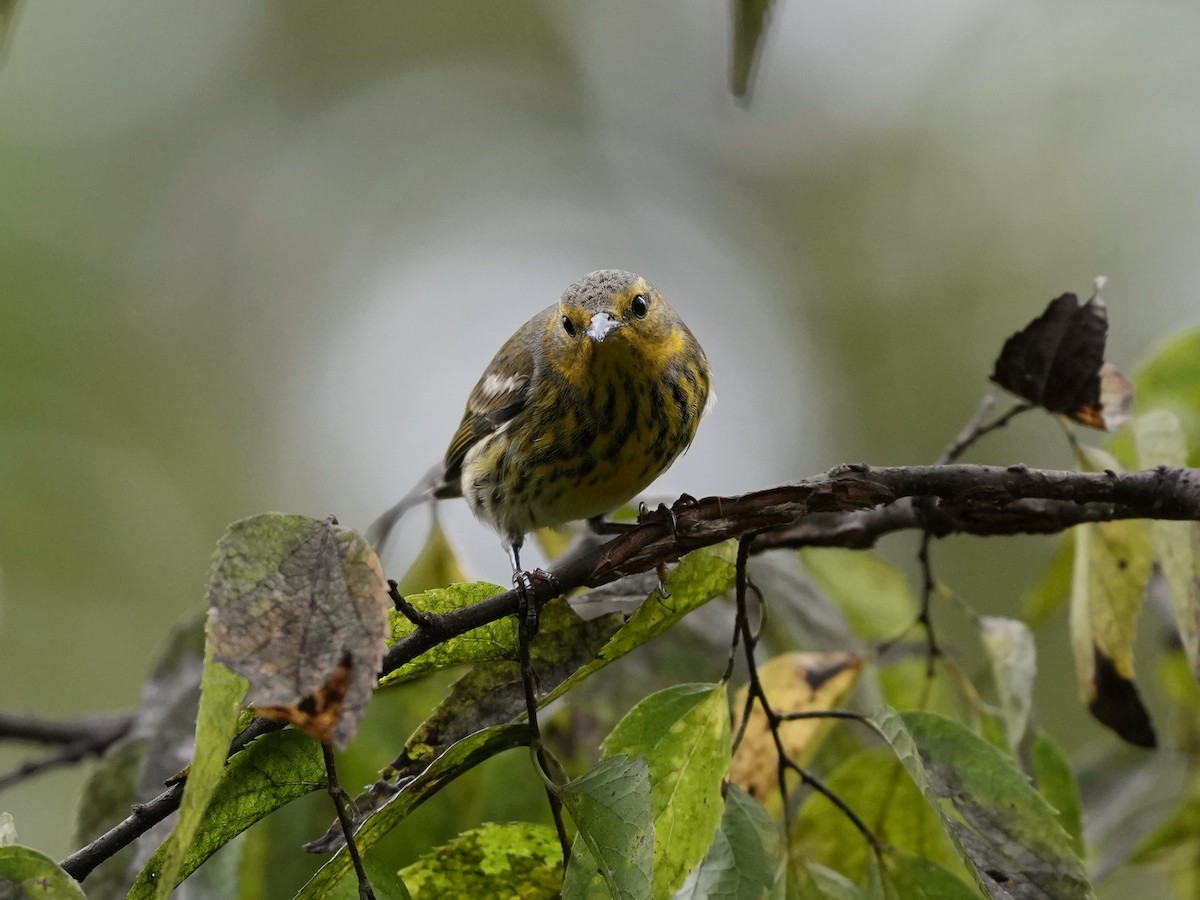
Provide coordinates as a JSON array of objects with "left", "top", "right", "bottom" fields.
[
  {"left": 731, "top": 652, "right": 863, "bottom": 809},
  {"left": 991, "top": 289, "right": 1133, "bottom": 431},
  {"left": 207, "top": 513, "right": 390, "bottom": 749},
  {"left": 254, "top": 653, "right": 353, "bottom": 745}
]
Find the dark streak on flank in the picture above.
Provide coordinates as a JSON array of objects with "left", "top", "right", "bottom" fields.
[{"left": 607, "top": 391, "right": 640, "bottom": 458}]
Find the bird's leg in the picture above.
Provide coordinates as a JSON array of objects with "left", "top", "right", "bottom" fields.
[
  {"left": 507, "top": 540, "right": 561, "bottom": 638},
  {"left": 586, "top": 513, "right": 636, "bottom": 536}
]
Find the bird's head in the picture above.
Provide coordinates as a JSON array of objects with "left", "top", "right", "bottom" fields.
[{"left": 550, "top": 270, "right": 686, "bottom": 376}]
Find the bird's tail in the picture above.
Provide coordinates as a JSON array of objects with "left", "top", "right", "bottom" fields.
[{"left": 363, "top": 464, "right": 445, "bottom": 554}]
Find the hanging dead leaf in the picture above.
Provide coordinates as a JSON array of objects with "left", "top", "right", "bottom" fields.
[
  {"left": 207, "top": 514, "right": 390, "bottom": 749},
  {"left": 730, "top": 652, "right": 863, "bottom": 809},
  {"left": 991, "top": 288, "right": 1133, "bottom": 431}
]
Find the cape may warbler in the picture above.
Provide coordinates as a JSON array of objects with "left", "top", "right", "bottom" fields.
[{"left": 370, "top": 269, "right": 710, "bottom": 583}]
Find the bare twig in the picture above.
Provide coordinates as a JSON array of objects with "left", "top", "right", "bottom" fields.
[
  {"left": 730, "top": 536, "right": 881, "bottom": 851},
  {"left": 899, "top": 397, "right": 1033, "bottom": 672},
  {"left": 387, "top": 579, "right": 448, "bottom": 636},
  {"left": 0, "top": 711, "right": 135, "bottom": 746},
  {"left": 59, "top": 716, "right": 282, "bottom": 882},
  {"left": 937, "top": 396, "right": 1033, "bottom": 466},
  {"left": 0, "top": 712, "right": 134, "bottom": 791},
  {"left": 517, "top": 613, "right": 571, "bottom": 864},
  {"left": 322, "top": 743, "right": 375, "bottom": 900}
]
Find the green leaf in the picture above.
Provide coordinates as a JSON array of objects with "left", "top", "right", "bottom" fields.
[
  {"left": 562, "top": 838, "right": 607, "bottom": 900},
  {"left": 978, "top": 617, "right": 1036, "bottom": 750},
  {"left": 794, "top": 748, "right": 961, "bottom": 886},
  {"left": 676, "top": 784, "right": 782, "bottom": 899},
  {"left": 145, "top": 634, "right": 248, "bottom": 900},
  {"left": 0, "top": 845, "right": 86, "bottom": 898},
  {"left": 800, "top": 549, "right": 917, "bottom": 641},
  {"left": 1020, "top": 537, "right": 1073, "bottom": 628},
  {"left": 880, "top": 851, "right": 981, "bottom": 899},
  {"left": 131, "top": 728, "right": 325, "bottom": 898},
  {"left": 872, "top": 708, "right": 1092, "bottom": 899},
  {"left": 69, "top": 615, "right": 209, "bottom": 899},
  {"left": 1069, "top": 514, "right": 1156, "bottom": 746},
  {"left": 1131, "top": 778, "right": 1200, "bottom": 864},
  {"left": 295, "top": 724, "right": 530, "bottom": 897},
  {"left": 601, "top": 683, "right": 731, "bottom": 897},
  {"left": 207, "top": 513, "right": 390, "bottom": 747},
  {"left": 877, "top": 657, "right": 961, "bottom": 723},
  {"left": 560, "top": 754, "right": 654, "bottom": 900},
  {"left": 731, "top": 0, "right": 771, "bottom": 99},
  {"left": 802, "top": 863, "right": 871, "bottom": 900},
  {"left": 1029, "top": 730, "right": 1085, "bottom": 858},
  {"left": 1134, "top": 410, "right": 1200, "bottom": 681},
  {"left": 0, "top": 0, "right": 20, "bottom": 60},
  {"left": 1111, "top": 327, "right": 1200, "bottom": 467},
  {"left": 361, "top": 854, "right": 414, "bottom": 900},
  {"left": 398, "top": 822, "right": 561, "bottom": 899},
  {"left": 379, "top": 581, "right": 514, "bottom": 686},
  {"left": 544, "top": 549, "right": 736, "bottom": 706},
  {"left": 307, "top": 600, "right": 625, "bottom": 854}
]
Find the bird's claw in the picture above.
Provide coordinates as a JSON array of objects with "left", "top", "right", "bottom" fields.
[
  {"left": 655, "top": 560, "right": 672, "bottom": 600},
  {"left": 512, "top": 568, "right": 562, "bottom": 638},
  {"left": 637, "top": 501, "right": 680, "bottom": 541}
]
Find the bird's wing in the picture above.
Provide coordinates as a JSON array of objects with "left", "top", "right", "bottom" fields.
[{"left": 439, "top": 308, "right": 548, "bottom": 493}]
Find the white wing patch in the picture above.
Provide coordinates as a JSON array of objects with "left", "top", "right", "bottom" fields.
[{"left": 480, "top": 372, "right": 523, "bottom": 400}]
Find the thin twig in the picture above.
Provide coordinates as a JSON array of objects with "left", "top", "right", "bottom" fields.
[
  {"left": 937, "top": 397, "right": 1033, "bottom": 466},
  {"left": 387, "top": 580, "right": 448, "bottom": 635},
  {"left": 0, "top": 712, "right": 133, "bottom": 791},
  {"left": 781, "top": 756, "right": 883, "bottom": 853},
  {"left": 908, "top": 397, "right": 1034, "bottom": 675},
  {"left": 518, "top": 613, "right": 571, "bottom": 864},
  {"left": 914, "top": 530, "right": 942, "bottom": 677},
  {"left": 60, "top": 716, "right": 282, "bottom": 881},
  {"left": 777, "top": 710, "right": 873, "bottom": 725},
  {"left": 322, "top": 743, "right": 375, "bottom": 900},
  {"left": 732, "top": 534, "right": 882, "bottom": 851},
  {"left": 0, "top": 711, "right": 134, "bottom": 746}
]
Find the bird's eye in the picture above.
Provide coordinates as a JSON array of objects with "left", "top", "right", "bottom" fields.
[
  {"left": 561, "top": 315, "right": 577, "bottom": 336},
  {"left": 631, "top": 293, "right": 650, "bottom": 318}
]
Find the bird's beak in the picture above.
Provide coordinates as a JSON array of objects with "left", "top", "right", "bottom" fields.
[{"left": 586, "top": 312, "right": 624, "bottom": 343}]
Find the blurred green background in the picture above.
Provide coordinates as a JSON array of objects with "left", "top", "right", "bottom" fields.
[{"left": 1, "top": 0, "right": 1198, "bottom": 878}]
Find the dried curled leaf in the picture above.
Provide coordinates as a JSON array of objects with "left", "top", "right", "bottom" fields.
[
  {"left": 207, "top": 513, "right": 390, "bottom": 748},
  {"left": 991, "top": 288, "right": 1133, "bottom": 431}
]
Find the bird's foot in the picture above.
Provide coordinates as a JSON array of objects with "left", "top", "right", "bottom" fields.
[{"left": 513, "top": 568, "right": 562, "bottom": 638}]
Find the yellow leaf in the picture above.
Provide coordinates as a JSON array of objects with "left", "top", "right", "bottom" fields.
[
  {"left": 396, "top": 520, "right": 469, "bottom": 595},
  {"left": 1134, "top": 411, "right": 1200, "bottom": 682},
  {"left": 1070, "top": 518, "right": 1156, "bottom": 746}
]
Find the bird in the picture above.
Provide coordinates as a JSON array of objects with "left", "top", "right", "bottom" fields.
[{"left": 367, "top": 269, "right": 711, "bottom": 602}]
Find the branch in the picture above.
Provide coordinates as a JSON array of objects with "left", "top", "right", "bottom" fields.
[
  {"left": 59, "top": 716, "right": 281, "bottom": 882},
  {"left": 384, "top": 463, "right": 1200, "bottom": 675},
  {"left": 0, "top": 711, "right": 134, "bottom": 747},
  {"left": 0, "top": 712, "right": 134, "bottom": 792},
  {"left": 59, "top": 463, "right": 1200, "bottom": 880}
]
